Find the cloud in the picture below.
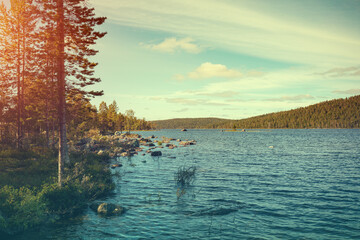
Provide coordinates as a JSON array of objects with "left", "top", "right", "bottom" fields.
[
  {"left": 316, "top": 66, "right": 360, "bottom": 77},
  {"left": 197, "top": 91, "right": 238, "bottom": 98},
  {"left": 175, "top": 63, "right": 264, "bottom": 81},
  {"left": 176, "top": 90, "right": 239, "bottom": 98},
  {"left": 174, "top": 108, "right": 189, "bottom": 113},
  {"left": 186, "top": 62, "right": 242, "bottom": 79},
  {"left": 142, "top": 37, "right": 201, "bottom": 53},
  {"left": 265, "top": 94, "right": 315, "bottom": 102},
  {"left": 332, "top": 89, "right": 360, "bottom": 95},
  {"left": 153, "top": 97, "right": 228, "bottom": 106},
  {"left": 92, "top": 0, "right": 360, "bottom": 66},
  {"left": 173, "top": 74, "right": 185, "bottom": 81}
]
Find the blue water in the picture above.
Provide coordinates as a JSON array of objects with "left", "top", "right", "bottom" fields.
[{"left": 15, "top": 129, "right": 360, "bottom": 239}]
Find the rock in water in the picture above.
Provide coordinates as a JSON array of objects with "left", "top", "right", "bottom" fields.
[
  {"left": 111, "top": 163, "right": 122, "bottom": 169},
  {"left": 151, "top": 151, "right": 162, "bottom": 156},
  {"left": 97, "top": 203, "right": 125, "bottom": 216}
]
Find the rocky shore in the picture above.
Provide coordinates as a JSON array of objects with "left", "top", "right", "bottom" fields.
[
  {"left": 72, "top": 131, "right": 197, "bottom": 217},
  {"left": 72, "top": 132, "right": 197, "bottom": 160}
]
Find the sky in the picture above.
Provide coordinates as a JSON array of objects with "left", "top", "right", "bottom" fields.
[{"left": 2, "top": 0, "right": 360, "bottom": 120}]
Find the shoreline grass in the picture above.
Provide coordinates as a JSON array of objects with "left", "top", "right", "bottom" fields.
[{"left": 0, "top": 147, "right": 114, "bottom": 235}]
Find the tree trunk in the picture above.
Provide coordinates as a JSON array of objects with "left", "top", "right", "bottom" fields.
[
  {"left": 57, "top": 0, "right": 69, "bottom": 188},
  {"left": 16, "top": 15, "right": 22, "bottom": 149}
]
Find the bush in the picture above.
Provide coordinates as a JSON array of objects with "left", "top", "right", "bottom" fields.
[
  {"left": 39, "top": 183, "right": 86, "bottom": 215},
  {"left": 0, "top": 149, "right": 115, "bottom": 235},
  {"left": 0, "top": 186, "right": 47, "bottom": 234}
]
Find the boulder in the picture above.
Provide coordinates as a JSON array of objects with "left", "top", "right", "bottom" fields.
[
  {"left": 140, "top": 138, "right": 152, "bottom": 142},
  {"left": 121, "top": 151, "right": 133, "bottom": 157},
  {"left": 128, "top": 139, "right": 139, "bottom": 148},
  {"left": 111, "top": 163, "right": 122, "bottom": 169},
  {"left": 114, "top": 147, "right": 125, "bottom": 154},
  {"left": 92, "top": 203, "right": 125, "bottom": 216},
  {"left": 151, "top": 151, "right": 162, "bottom": 157},
  {"left": 179, "top": 140, "right": 196, "bottom": 146},
  {"left": 135, "top": 147, "right": 143, "bottom": 152}
]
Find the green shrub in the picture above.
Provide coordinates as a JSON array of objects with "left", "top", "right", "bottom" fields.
[
  {"left": 39, "top": 183, "right": 86, "bottom": 215},
  {"left": 0, "top": 186, "right": 47, "bottom": 234},
  {"left": 0, "top": 149, "right": 115, "bottom": 234}
]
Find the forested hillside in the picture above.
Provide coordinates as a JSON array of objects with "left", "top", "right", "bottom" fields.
[
  {"left": 225, "top": 95, "right": 360, "bottom": 129},
  {"left": 152, "top": 118, "right": 229, "bottom": 129},
  {"left": 153, "top": 95, "right": 360, "bottom": 129}
]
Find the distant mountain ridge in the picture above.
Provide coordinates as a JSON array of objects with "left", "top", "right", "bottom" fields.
[
  {"left": 152, "top": 117, "right": 230, "bottom": 129},
  {"left": 152, "top": 95, "right": 360, "bottom": 129}
]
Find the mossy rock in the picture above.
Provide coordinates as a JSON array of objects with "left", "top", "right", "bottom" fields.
[{"left": 90, "top": 202, "right": 125, "bottom": 216}]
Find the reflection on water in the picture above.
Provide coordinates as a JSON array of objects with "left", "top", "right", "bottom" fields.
[{"left": 10, "top": 129, "right": 360, "bottom": 239}]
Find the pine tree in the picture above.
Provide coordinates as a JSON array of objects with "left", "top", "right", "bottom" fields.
[
  {"left": 0, "top": 0, "right": 39, "bottom": 149},
  {"left": 34, "top": 0, "right": 106, "bottom": 186}
]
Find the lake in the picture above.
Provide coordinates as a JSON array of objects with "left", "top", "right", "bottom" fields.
[{"left": 13, "top": 129, "right": 360, "bottom": 239}]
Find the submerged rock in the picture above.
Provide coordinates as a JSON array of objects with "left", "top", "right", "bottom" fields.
[
  {"left": 151, "top": 151, "right": 162, "bottom": 156},
  {"left": 111, "top": 163, "right": 122, "bottom": 169},
  {"left": 179, "top": 140, "right": 196, "bottom": 146},
  {"left": 167, "top": 144, "right": 176, "bottom": 149},
  {"left": 91, "top": 203, "right": 125, "bottom": 216}
]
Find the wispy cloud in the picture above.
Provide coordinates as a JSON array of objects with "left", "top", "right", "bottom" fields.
[
  {"left": 332, "top": 89, "right": 360, "bottom": 95},
  {"left": 92, "top": 0, "right": 360, "bottom": 66},
  {"left": 177, "top": 90, "right": 239, "bottom": 98},
  {"left": 316, "top": 66, "right": 360, "bottom": 77},
  {"left": 174, "top": 108, "right": 189, "bottom": 113},
  {"left": 151, "top": 96, "right": 228, "bottom": 106},
  {"left": 141, "top": 37, "right": 201, "bottom": 53},
  {"left": 197, "top": 91, "right": 238, "bottom": 98},
  {"left": 265, "top": 94, "right": 315, "bottom": 102}
]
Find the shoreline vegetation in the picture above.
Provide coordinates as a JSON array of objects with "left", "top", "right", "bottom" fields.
[
  {"left": 0, "top": 1, "right": 158, "bottom": 234},
  {"left": 0, "top": 130, "right": 196, "bottom": 236}
]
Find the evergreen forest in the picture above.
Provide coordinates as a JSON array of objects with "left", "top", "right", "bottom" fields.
[{"left": 153, "top": 95, "right": 360, "bottom": 129}]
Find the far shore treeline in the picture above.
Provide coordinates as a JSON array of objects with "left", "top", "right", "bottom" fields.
[{"left": 153, "top": 95, "right": 360, "bottom": 129}]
